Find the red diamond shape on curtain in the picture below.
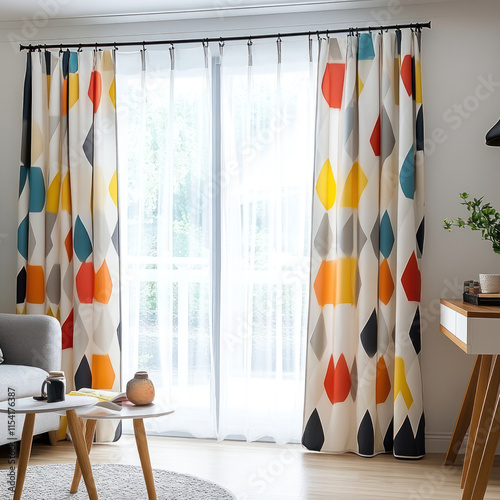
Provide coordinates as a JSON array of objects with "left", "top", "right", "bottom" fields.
[
  {"left": 401, "top": 252, "right": 421, "bottom": 302},
  {"left": 324, "top": 354, "right": 351, "bottom": 404},
  {"left": 370, "top": 116, "right": 381, "bottom": 157}
]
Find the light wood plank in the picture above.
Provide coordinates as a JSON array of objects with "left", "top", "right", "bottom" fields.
[{"left": 3, "top": 435, "right": 500, "bottom": 500}]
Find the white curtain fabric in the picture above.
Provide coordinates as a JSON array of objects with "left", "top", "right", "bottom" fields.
[
  {"left": 116, "top": 47, "right": 215, "bottom": 437},
  {"left": 115, "top": 41, "right": 315, "bottom": 443},
  {"left": 219, "top": 40, "right": 316, "bottom": 443}
]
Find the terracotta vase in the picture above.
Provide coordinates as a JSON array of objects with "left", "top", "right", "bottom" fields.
[{"left": 126, "top": 371, "right": 155, "bottom": 405}]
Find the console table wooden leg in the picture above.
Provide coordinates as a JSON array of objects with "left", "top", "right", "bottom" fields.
[
  {"left": 461, "top": 355, "right": 493, "bottom": 488},
  {"left": 133, "top": 418, "right": 157, "bottom": 500},
  {"left": 445, "top": 355, "right": 482, "bottom": 465},
  {"left": 13, "top": 413, "right": 35, "bottom": 500},
  {"left": 469, "top": 394, "right": 500, "bottom": 500},
  {"left": 67, "top": 409, "right": 98, "bottom": 500},
  {"left": 462, "top": 355, "right": 500, "bottom": 499},
  {"left": 71, "top": 418, "right": 97, "bottom": 493}
]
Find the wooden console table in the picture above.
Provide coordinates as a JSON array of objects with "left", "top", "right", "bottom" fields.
[{"left": 440, "top": 298, "right": 500, "bottom": 500}]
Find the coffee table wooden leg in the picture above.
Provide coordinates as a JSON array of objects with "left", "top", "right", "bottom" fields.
[
  {"left": 13, "top": 413, "right": 35, "bottom": 500},
  {"left": 67, "top": 409, "right": 98, "bottom": 500},
  {"left": 133, "top": 418, "right": 157, "bottom": 500},
  {"left": 461, "top": 355, "right": 493, "bottom": 488},
  {"left": 462, "top": 356, "right": 500, "bottom": 499},
  {"left": 71, "top": 418, "right": 97, "bottom": 493},
  {"left": 445, "top": 355, "right": 481, "bottom": 465}
]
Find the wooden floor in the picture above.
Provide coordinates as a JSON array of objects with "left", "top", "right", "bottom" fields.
[{"left": 2, "top": 435, "right": 500, "bottom": 499}]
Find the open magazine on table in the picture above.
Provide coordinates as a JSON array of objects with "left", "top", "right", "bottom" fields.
[{"left": 68, "top": 388, "right": 129, "bottom": 414}]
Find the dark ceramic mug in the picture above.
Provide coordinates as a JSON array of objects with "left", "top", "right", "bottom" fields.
[{"left": 40, "top": 371, "right": 66, "bottom": 403}]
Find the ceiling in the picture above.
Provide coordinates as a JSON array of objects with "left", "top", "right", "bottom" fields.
[{"left": 0, "top": 0, "right": 457, "bottom": 22}]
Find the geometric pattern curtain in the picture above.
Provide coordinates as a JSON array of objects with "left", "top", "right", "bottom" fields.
[
  {"left": 17, "top": 50, "right": 121, "bottom": 442},
  {"left": 302, "top": 30, "right": 425, "bottom": 458}
]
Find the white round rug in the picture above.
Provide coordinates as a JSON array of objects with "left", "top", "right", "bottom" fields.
[{"left": 1, "top": 463, "right": 236, "bottom": 499}]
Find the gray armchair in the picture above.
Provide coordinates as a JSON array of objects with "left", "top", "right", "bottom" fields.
[{"left": 0, "top": 313, "right": 62, "bottom": 446}]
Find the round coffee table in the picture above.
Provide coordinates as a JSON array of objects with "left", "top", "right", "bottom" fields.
[
  {"left": 0, "top": 395, "right": 98, "bottom": 500},
  {"left": 71, "top": 403, "right": 174, "bottom": 500}
]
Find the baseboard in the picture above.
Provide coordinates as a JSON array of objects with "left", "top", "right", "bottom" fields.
[
  {"left": 426, "top": 432, "right": 500, "bottom": 455},
  {"left": 425, "top": 432, "right": 460, "bottom": 454}
]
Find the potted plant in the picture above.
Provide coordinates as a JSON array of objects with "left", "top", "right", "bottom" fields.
[{"left": 444, "top": 192, "right": 500, "bottom": 293}]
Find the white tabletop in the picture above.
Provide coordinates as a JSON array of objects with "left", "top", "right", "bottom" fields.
[
  {"left": 75, "top": 402, "right": 175, "bottom": 420},
  {"left": 0, "top": 395, "right": 97, "bottom": 414}
]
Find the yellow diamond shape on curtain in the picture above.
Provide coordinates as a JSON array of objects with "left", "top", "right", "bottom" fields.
[
  {"left": 316, "top": 159, "right": 336, "bottom": 211},
  {"left": 340, "top": 162, "right": 368, "bottom": 208},
  {"left": 394, "top": 356, "right": 414, "bottom": 409},
  {"left": 46, "top": 172, "right": 61, "bottom": 214}
]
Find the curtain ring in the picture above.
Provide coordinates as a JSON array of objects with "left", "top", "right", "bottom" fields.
[
  {"left": 114, "top": 42, "right": 118, "bottom": 51},
  {"left": 276, "top": 34, "right": 282, "bottom": 65},
  {"left": 316, "top": 30, "right": 320, "bottom": 41},
  {"left": 219, "top": 38, "right": 225, "bottom": 59},
  {"left": 142, "top": 41, "right": 146, "bottom": 52},
  {"left": 325, "top": 29, "right": 329, "bottom": 39},
  {"left": 59, "top": 44, "right": 63, "bottom": 55},
  {"left": 247, "top": 37, "right": 253, "bottom": 46}
]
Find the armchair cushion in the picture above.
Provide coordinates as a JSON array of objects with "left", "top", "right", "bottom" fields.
[{"left": 0, "top": 314, "right": 61, "bottom": 373}]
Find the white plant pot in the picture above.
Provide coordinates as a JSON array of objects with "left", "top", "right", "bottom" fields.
[{"left": 479, "top": 274, "right": 500, "bottom": 294}]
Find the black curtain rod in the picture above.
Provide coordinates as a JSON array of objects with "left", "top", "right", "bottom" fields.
[{"left": 19, "top": 21, "right": 430, "bottom": 51}]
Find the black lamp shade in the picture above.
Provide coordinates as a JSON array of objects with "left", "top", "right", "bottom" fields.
[{"left": 486, "top": 119, "right": 500, "bottom": 146}]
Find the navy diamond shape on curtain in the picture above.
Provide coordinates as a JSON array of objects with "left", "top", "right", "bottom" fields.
[
  {"left": 383, "top": 418, "right": 394, "bottom": 452},
  {"left": 360, "top": 309, "right": 377, "bottom": 358},
  {"left": 357, "top": 410, "right": 374, "bottom": 456},
  {"left": 17, "top": 267, "right": 27, "bottom": 305},
  {"left": 302, "top": 409, "right": 325, "bottom": 451},
  {"left": 409, "top": 307, "right": 421, "bottom": 354},
  {"left": 74, "top": 355, "right": 92, "bottom": 390},
  {"left": 416, "top": 217, "right": 425, "bottom": 258}
]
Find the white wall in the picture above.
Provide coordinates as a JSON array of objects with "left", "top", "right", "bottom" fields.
[{"left": 0, "top": 0, "right": 499, "bottom": 452}]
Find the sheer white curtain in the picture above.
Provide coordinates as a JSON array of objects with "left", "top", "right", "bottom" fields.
[
  {"left": 219, "top": 40, "right": 316, "bottom": 443},
  {"left": 116, "top": 47, "right": 215, "bottom": 437},
  {"left": 115, "top": 40, "right": 316, "bottom": 443}
]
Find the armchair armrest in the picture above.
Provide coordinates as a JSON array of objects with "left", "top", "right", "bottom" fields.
[{"left": 0, "top": 314, "right": 61, "bottom": 373}]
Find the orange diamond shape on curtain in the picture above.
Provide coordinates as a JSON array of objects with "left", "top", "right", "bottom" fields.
[
  {"left": 401, "top": 55, "right": 413, "bottom": 97},
  {"left": 314, "top": 258, "right": 356, "bottom": 307},
  {"left": 376, "top": 356, "right": 391, "bottom": 404},
  {"left": 322, "top": 63, "right": 345, "bottom": 109},
  {"left": 316, "top": 159, "right": 336, "bottom": 211},
  {"left": 91, "top": 354, "right": 115, "bottom": 389},
  {"left": 340, "top": 162, "right": 368, "bottom": 208},
  {"left": 401, "top": 252, "right": 421, "bottom": 302},
  {"left": 379, "top": 259, "right": 394, "bottom": 305},
  {"left": 76, "top": 262, "right": 94, "bottom": 304},
  {"left": 94, "top": 260, "right": 112, "bottom": 304},
  {"left": 26, "top": 265, "right": 45, "bottom": 304},
  {"left": 88, "top": 71, "right": 102, "bottom": 113},
  {"left": 324, "top": 354, "right": 351, "bottom": 404},
  {"left": 65, "top": 229, "right": 73, "bottom": 262}
]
